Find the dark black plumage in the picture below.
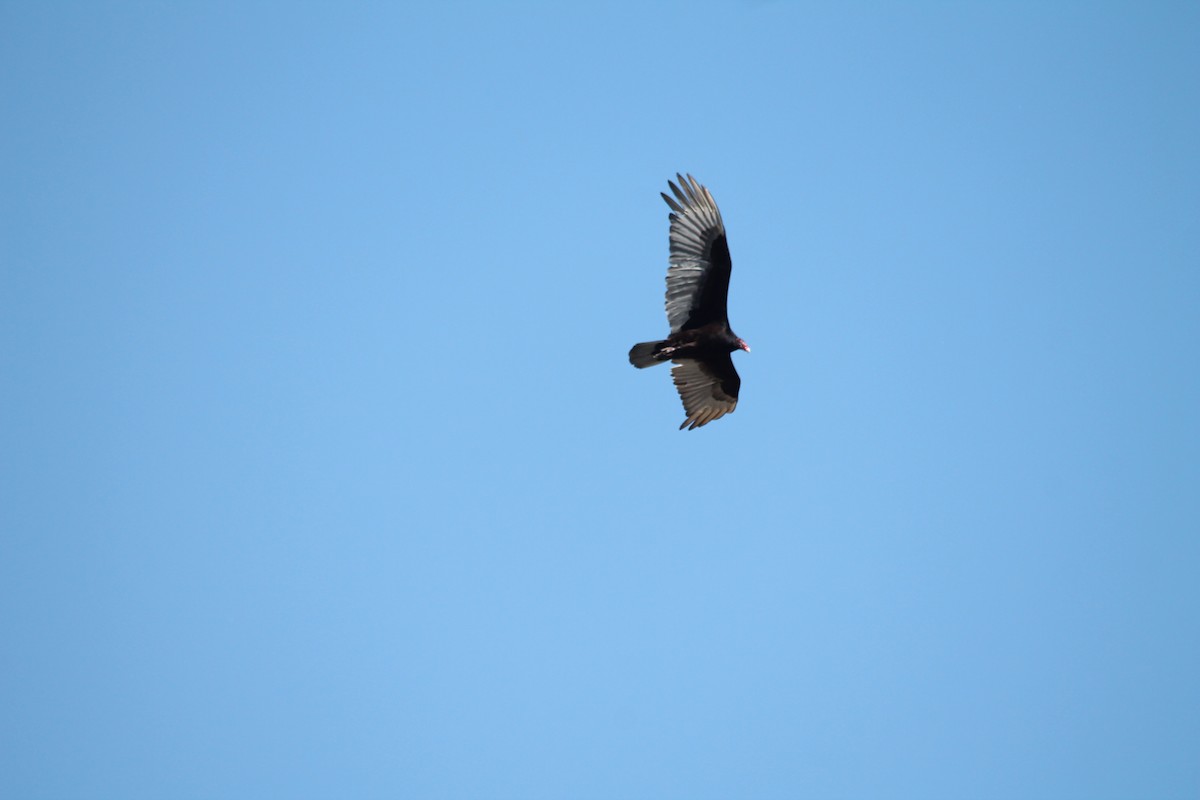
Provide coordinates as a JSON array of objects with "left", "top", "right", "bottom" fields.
[{"left": 629, "top": 174, "right": 749, "bottom": 430}]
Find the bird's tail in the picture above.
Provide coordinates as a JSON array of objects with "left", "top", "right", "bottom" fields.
[{"left": 629, "top": 340, "right": 668, "bottom": 368}]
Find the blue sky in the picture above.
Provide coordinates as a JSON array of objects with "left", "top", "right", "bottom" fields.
[{"left": 2, "top": 2, "right": 1198, "bottom": 797}]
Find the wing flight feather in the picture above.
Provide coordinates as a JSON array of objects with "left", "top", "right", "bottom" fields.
[
  {"left": 671, "top": 356, "right": 740, "bottom": 430},
  {"left": 662, "top": 174, "right": 732, "bottom": 333}
]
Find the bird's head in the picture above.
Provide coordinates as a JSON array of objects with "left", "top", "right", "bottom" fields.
[{"left": 737, "top": 338, "right": 751, "bottom": 353}]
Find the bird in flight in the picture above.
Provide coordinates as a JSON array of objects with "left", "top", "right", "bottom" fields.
[{"left": 629, "top": 174, "right": 749, "bottom": 430}]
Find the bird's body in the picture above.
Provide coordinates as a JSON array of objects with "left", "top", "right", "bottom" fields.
[
  {"left": 628, "top": 322, "right": 743, "bottom": 366},
  {"left": 629, "top": 174, "right": 749, "bottom": 430}
]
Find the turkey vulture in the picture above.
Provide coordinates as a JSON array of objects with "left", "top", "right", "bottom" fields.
[{"left": 629, "top": 174, "right": 749, "bottom": 430}]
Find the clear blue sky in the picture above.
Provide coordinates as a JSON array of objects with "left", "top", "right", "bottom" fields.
[{"left": 2, "top": 2, "right": 1198, "bottom": 797}]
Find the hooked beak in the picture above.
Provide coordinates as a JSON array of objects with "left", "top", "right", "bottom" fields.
[{"left": 738, "top": 338, "right": 751, "bottom": 353}]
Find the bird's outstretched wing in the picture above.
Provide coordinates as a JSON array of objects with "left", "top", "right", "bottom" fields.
[
  {"left": 661, "top": 174, "right": 732, "bottom": 334},
  {"left": 671, "top": 355, "right": 740, "bottom": 430}
]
